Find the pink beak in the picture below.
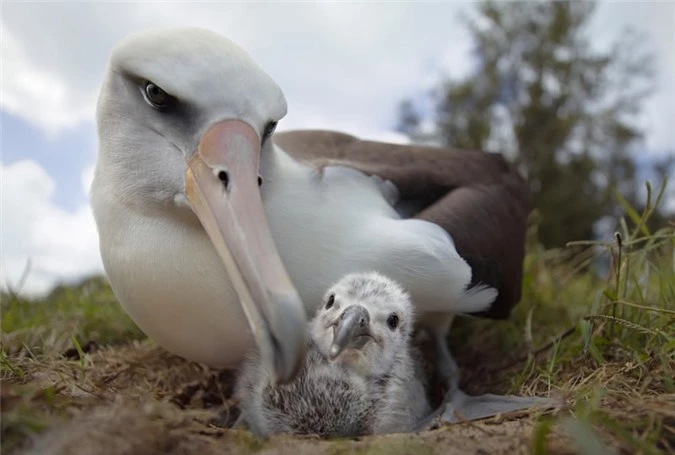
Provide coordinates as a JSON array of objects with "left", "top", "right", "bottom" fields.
[{"left": 185, "top": 120, "right": 307, "bottom": 383}]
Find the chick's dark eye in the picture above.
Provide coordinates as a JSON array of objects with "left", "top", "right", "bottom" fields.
[
  {"left": 387, "top": 314, "right": 399, "bottom": 330},
  {"left": 325, "top": 294, "right": 335, "bottom": 310},
  {"left": 144, "top": 82, "right": 169, "bottom": 108},
  {"left": 262, "top": 121, "right": 277, "bottom": 141}
]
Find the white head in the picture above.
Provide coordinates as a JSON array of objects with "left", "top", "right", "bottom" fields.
[
  {"left": 92, "top": 27, "right": 305, "bottom": 382},
  {"left": 95, "top": 27, "right": 287, "bottom": 210},
  {"left": 310, "top": 272, "right": 416, "bottom": 378}
]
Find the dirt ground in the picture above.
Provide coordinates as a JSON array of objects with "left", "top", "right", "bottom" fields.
[{"left": 2, "top": 340, "right": 580, "bottom": 455}]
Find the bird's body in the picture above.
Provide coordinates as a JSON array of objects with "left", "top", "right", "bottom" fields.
[
  {"left": 236, "top": 273, "right": 430, "bottom": 437},
  {"left": 93, "top": 125, "right": 497, "bottom": 368},
  {"left": 92, "top": 186, "right": 247, "bottom": 367},
  {"left": 261, "top": 146, "right": 497, "bottom": 317}
]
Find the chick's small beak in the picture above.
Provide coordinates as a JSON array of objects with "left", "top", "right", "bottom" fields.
[{"left": 330, "top": 305, "right": 371, "bottom": 359}]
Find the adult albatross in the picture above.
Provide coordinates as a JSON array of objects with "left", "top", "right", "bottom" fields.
[{"left": 91, "top": 27, "right": 540, "bottom": 425}]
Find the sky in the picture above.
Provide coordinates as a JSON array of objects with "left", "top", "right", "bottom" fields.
[{"left": 1, "top": 1, "right": 674, "bottom": 296}]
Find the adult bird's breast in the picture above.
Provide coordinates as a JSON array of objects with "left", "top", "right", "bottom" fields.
[{"left": 93, "top": 193, "right": 254, "bottom": 368}]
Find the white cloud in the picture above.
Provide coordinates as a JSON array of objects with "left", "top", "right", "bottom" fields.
[
  {"left": 0, "top": 27, "right": 94, "bottom": 135},
  {"left": 0, "top": 161, "right": 102, "bottom": 296}
]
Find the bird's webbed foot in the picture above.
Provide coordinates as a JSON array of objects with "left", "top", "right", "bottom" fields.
[
  {"left": 416, "top": 323, "right": 557, "bottom": 431},
  {"left": 417, "top": 389, "right": 556, "bottom": 431}
]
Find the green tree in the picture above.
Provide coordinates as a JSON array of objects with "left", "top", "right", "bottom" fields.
[{"left": 399, "top": 1, "right": 664, "bottom": 248}]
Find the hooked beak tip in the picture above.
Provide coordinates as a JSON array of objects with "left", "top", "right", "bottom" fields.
[
  {"left": 269, "top": 296, "right": 308, "bottom": 383},
  {"left": 329, "top": 305, "right": 371, "bottom": 359}
]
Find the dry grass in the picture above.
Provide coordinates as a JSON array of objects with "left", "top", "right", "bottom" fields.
[
  {"left": 1, "top": 184, "right": 673, "bottom": 454},
  {"left": 2, "top": 342, "right": 574, "bottom": 455}
]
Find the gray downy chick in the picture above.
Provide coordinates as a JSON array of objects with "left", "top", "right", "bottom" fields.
[{"left": 235, "top": 272, "right": 430, "bottom": 438}]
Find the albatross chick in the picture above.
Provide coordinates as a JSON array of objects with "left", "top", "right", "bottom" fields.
[{"left": 235, "top": 272, "right": 430, "bottom": 437}]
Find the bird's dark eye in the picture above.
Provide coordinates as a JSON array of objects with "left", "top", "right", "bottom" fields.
[
  {"left": 387, "top": 314, "right": 399, "bottom": 330},
  {"left": 144, "top": 82, "right": 170, "bottom": 108},
  {"left": 325, "top": 294, "right": 335, "bottom": 310},
  {"left": 262, "top": 121, "right": 277, "bottom": 142}
]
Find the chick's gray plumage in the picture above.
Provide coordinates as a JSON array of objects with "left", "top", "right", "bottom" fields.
[
  {"left": 236, "top": 341, "right": 376, "bottom": 437},
  {"left": 235, "top": 272, "right": 430, "bottom": 437}
]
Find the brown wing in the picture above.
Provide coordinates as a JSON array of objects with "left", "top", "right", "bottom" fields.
[{"left": 273, "top": 130, "right": 531, "bottom": 319}]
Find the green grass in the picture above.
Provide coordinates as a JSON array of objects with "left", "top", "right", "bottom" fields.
[
  {"left": 1, "top": 275, "right": 145, "bottom": 362},
  {"left": 1, "top": 277, "right": 147, "bottom": 452},
  {"left": 1, "top": 181, "right": 673, "bottom": 454},
  {"left": 449, "top": 181, "right": 674, "bottom": 453}
]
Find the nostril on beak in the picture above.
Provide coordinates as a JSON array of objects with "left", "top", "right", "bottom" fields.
[{"left": 217, "top": 170, "right": 229, "bottom": 189}]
